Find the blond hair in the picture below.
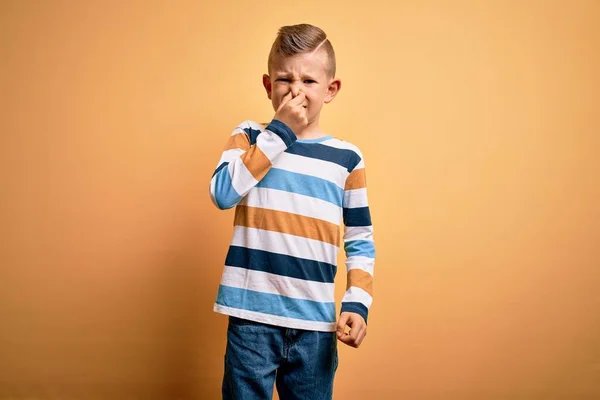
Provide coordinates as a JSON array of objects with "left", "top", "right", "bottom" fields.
[{"left": 268, "top": 24, "right": 336, "bottom": 78}]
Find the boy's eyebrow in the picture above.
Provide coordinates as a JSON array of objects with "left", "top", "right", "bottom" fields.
[{"left": 274, "top": 72, "right": 319, "bottom": 80}]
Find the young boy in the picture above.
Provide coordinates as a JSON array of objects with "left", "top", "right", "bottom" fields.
[{"left": 209, "top": 23, "right": 375, "bottom": 400}]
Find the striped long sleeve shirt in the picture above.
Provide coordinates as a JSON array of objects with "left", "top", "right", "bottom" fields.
[{"left": 209, "top": 119, "right": 375, "bottom": 332}]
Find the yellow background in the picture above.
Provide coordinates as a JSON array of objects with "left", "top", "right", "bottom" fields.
[{"left": 1, "top": 0, "right": 599, "bottom": 399}]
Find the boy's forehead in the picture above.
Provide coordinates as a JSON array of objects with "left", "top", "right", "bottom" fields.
[{"left": 270, "top": 50, "right": 329, "bottom": 75}]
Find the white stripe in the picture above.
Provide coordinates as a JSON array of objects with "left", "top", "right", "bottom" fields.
[
  {"left": 214, "top": 304, "right": 336, "bottom": 332},
  {"left": 221, "top": 265, "right": 335, "bottom": 303},
  {"left": 242, "top": 187, "right": 342, "bottom": 225},
  {"left": 257, "top": 130, "right": 288, "bottom": 162},
  {"left": 233, "top": 120, "right": 265, "bottom": 135},
  {"left": 246, "top": 120, "right": 268, "bottom": 131},
  {"left": 343, "top": 188, "right": 369, "bottom": 208},
  {"left": 231, "top": 226, "right": 339, "bottom": 265},
  {"left": 344, "top": 225, "right": 374, "bottom": 241},
  {"left": 219, "top": 148, "right": 246, "bottom": 165},
  {"left": 345, "top": 256, "right": 375, "bottom": 276},
  {"left": 229, "top": 160, "right": 258, "bottom": 197},
  {"left": 272, "top": 152, "right": 348, "bottom": 188},
  {"left": 341, "top": 286, "right": 373, "bottom": 308}
]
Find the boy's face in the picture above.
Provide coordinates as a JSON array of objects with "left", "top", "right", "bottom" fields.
[{"left": 262, "top": 49, "right": 341, "bottom": 125}]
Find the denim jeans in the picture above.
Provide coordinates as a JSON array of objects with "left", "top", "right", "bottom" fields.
[{"left": 222, "top": 316, "right": 338, "bottom": 400}]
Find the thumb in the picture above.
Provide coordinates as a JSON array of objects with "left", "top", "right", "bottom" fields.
[{"left": 336, "top": 313, "right": 349, "bottom": 338}]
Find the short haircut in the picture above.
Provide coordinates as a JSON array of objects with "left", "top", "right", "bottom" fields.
[{"left": 267, "top": 24, "right": 336, "bottom": 78}]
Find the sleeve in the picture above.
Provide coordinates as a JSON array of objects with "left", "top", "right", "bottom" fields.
[
  {"left": 340, "top": 149, "right": 375, "bottom": 323},
  {"left": 209, "top": 120, "right": 297, "bottom": 210}
]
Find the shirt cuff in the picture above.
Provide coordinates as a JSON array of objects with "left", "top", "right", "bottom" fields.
[
  {"left": 340, "top": 302, "right": 369, "bottom": 324},
  {"left": 266, "top": 119, "right": 297, "bottom": 147}
]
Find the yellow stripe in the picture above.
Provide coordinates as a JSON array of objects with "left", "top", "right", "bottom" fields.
[
  {"left": 223, "top": 132, "right": 250, "bottom": 151},
  {"left": 240, "top": 146, "right": 272, "bottom": 181},
  {"left": 234, "top": 205, "right": 340, "bottom": 246},
  {"left": 345, "top": 168, "right": 366, "bottom": 190},
  {"left": 347, "top": 269, "right": 373, "bottom": 296}
]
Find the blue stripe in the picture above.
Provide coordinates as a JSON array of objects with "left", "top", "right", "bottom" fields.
[
  {"left": 340, "top": 302, "right": 369, "bottom": 323},
  {"left": 343, "top": 206, "right": 372, "bottom": 227},
  {"left": 344, "top": 240, "right": 376, "bottom": 258},
  {"left": 212, "top": 161, "right": 229, "bottom": 178},
  {"left": 285, "top": 143, "right": 361, "bottom": 172},
  {"left": 257, "top": 168, "right": 344, "bottom": 207},
  {"left": 212, "top": 165, "right": 242, "bottom": 209},
  {"left": 225, "top": 245, "right": 337, "bottom": 283},
  {"left": 243, "top": 127, "right": 261, "bottom": 145},
  {"left": 216, "top": 285, "right": 336, "bottom": 323}
]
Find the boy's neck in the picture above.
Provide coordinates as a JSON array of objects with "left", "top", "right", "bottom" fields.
[{"left": 295, "top": 119, "right": 327, "bottom": 140}]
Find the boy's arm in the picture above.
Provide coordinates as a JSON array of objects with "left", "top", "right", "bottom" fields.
[
  {"left": 209, "top": 91, "right": 308, "bottom": 209},
  {"left": 209, "top": 119, "right": 296, "bottom": 210},
  {"left": 337, "top": 150, "right": 375, "bottom": 348}
]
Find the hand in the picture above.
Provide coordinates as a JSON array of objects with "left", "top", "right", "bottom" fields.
[
  {"left": 336, "top": 312, "right": 367, "bottom": 348},
  {"left": 273, "top": 91, "right": 308, "bottom": 135}
]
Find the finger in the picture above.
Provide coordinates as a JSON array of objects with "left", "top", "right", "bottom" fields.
[
  {"left": 336, "top": 314, "right": 349, "bottom": 338},
  {"left": 338, "top": 334, "right": 355, "bottom": 346},
  {"left": 349, "top": 318, "right": 361, "bottom": 344},
  {"left": 278, "top": 91, "right": 293, "bottom": 109},
  {"left": 289, "top": 91, "right": 306, "bottom": 105},
  {"left": 355, "top": 327, "right": 367, "bottom": 347}
]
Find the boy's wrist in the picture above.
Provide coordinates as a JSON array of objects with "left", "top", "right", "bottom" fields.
[{"left": 340, "top": 302, "right": 369, "bottom": 324}]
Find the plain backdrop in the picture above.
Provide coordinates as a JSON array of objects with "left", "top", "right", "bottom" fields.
[{"left": 1, "top": 0, "right": 599, "bottom": 399}]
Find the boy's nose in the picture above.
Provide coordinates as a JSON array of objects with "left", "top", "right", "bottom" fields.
[{"left": 290, "top": 82, "right": 301, "bottom": 97}]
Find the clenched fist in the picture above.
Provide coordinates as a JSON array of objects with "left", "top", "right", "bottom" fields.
[
  {"left": 336, "top": 312, "right": 367, "bottom": 348},
  {"left": 273, "top": 91, "right": 308, "bottom": 135}
]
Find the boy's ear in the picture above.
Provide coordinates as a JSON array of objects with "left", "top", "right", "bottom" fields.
[
  {"left": 324, "top": 78, "right": 341, "bottom": 104},
  {"left": 262, "top": 74, "right": 272, "bottom": 100}
]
